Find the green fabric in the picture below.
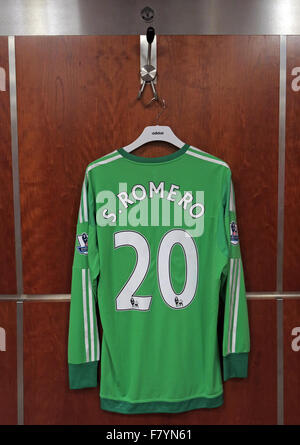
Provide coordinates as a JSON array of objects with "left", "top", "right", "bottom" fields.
[
  {"left": 69, "top": 361, "right": 99, "bottom": 389},
  {"left": 117, "top": 143, "right": 190, "bottom": 163},
  {"left": 101, "top": 394, "right": 224, "bottom": 414},
  {"left": 68, "top": 145, "right": 250, "bottom": 414},
  {"left": 223, "top": 353, "right": 249, "bottom": 381}
]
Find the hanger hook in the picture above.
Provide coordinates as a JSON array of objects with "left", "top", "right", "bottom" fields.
[
  {"left": 144, "top": 96, "right": 157, "bottom": 108},
  {"left": 154, "top": 97, "right": 166, "bottom": 125}
]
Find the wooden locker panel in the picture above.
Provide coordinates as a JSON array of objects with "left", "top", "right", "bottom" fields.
[
  {"left": 0, "top": 301, "right": 17, "bottom": 425},
  {"left": 284, "top": 36, "right": 300, "bottom": 291},
  {"left": 23, "top": 301, "right": 101, "bottom": 425},
  {"left": 284, "top": 298, "right": 300, "bottom": 425},
  {"left": 16, "top": 35, "right": 278, "bottom": 294},
  {"left": 16, "top": 35, "right": 140, "bottom": 294},
  {"left": 157, "top": 35, "right": 279, "bottom": 292},
  {"left": 215, "top": 298, "right": 277, "bottom": 425},
  {"left": 23, "top": 299, "right": 276, "bottom": 425},
  {"left": 0, "top": 37, "right": 17, "bottom": 294}
]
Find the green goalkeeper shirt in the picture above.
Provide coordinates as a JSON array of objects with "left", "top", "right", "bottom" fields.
[{"left": 68, "top": 143, "right": 250, "bottom": 414}]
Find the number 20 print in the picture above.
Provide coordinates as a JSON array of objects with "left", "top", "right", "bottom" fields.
[{"left": 114, "top": 229, "right": 199, "bottom": 311}]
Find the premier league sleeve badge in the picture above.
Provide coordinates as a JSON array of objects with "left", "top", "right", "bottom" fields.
[
  {"left": 230, "top": 221, "right": 239, "bottom": 245},
  {"left": 76, "top": 232, "right": 88, "bottom": 255}
]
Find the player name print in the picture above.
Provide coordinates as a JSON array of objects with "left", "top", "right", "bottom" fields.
[{"left": 95, "top": 181, "right": 205, "bottom": 237}]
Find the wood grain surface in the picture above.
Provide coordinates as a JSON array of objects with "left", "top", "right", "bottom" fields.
[
  {"left": 0, "top": 301, "right": 17, "bottom": 425},
  {"left": 284, "top": 36, "right": 300, "bottom": 291},
  {"left": 283, "top": 297, "right": 300, "bottom": 425},
  {"left": 0, "top": 37, "right": 17, "bottom": 294}
]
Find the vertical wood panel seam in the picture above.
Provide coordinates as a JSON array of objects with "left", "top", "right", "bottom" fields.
[
  {"left": 277, "top": 35, "right": 286, "bottom": 293},
  {"left": 8, "top": 35, "right": 24, "bottom": 426},
  {"left": 276, "top": 35, "right": 286, "bottom": 426},
  {"left": 277, "top": 298, "right": 284, "bottom": 425},
  {"left": 8, "top": 36, "right": 23, "bottom": 296},
  {"left": 16, "top": 301, "right": 23, "bottom": 425}
]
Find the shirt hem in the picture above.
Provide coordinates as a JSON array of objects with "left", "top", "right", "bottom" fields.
[{"left": 100, "top": 393, "right": 224, "bottom": 414}]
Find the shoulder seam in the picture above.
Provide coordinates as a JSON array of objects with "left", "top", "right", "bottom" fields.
[
  {"left": 88, "top": 149, "right": 118, "bottom": 165},
  {"left": 186, "top": 147, "right": 229, "bottom": 169},
  {"left": 86, "top": 151, "right": 122, "bottom": 173},
  {"left": 188, "top": 145, "right": 229, "bottom": 165}
]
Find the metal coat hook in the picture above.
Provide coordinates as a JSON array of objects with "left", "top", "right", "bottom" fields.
[{"left": 137, "top": 26, "right": 159, "bottom": 104}]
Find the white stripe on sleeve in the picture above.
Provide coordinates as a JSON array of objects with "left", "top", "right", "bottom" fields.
[
  {"left": 231, "top": 259, "right": 241, "bottom": 353},
  {"left": 81, "top": 269, "right": 89, "bottom": 362},
  {"left": 88, "top": 269, "right": 95, "bottom": 362},
  {"left": 227, "top": 258, "right": 237, "bottom": 353},
  {"left": 82, "top": 174, "right": 88, "bottom": 222}
]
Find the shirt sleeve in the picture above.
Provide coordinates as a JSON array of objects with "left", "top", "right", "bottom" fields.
[
  {"left": 219, "top": 170, "right": 250, "bottom": 381},
  {"left": 68, "top": 167, "right": 101, "bottom": 389}
]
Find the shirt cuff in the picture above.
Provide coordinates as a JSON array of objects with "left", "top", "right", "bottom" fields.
[
  {"left": 223, "top": 353, "right": 248, "bottom": 381},
  {"left": 69, "top": 361, "right": 99, "bottom": 389}
]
